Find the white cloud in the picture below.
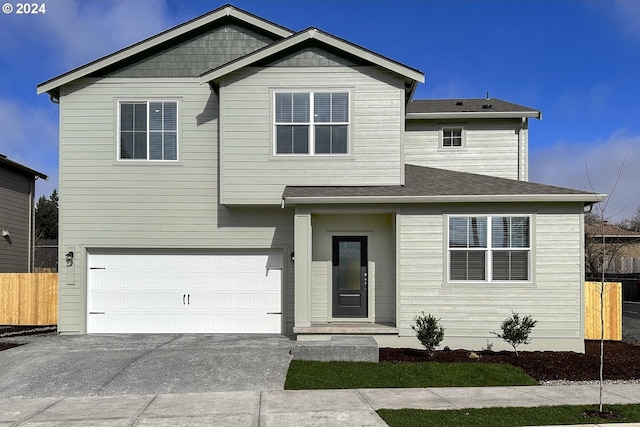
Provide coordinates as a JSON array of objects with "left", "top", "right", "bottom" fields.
[
  {"left": 610, "top": 0, "right": 640, "bottom": 43},
  {"left": 0, "top": 99, "right": 59, "bottom": 198},
  {"left": 3, "top": 0, "right": 172, "bottom": 70},
  {"left": 529, "top": 130, "right": 640, "bottom": 222}
]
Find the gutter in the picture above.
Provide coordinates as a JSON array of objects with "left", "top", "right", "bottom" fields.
[
  {"left": 406, "top": 111, "right": 542, "bottom": 120},
  {"left": 282, "top": 193, "right": 607, "bottom": 206}
]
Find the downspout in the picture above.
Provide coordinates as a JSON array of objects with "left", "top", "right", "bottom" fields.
[
  {"left": 28, "top": 178, "right": 35, "bottom": 272},
  {"left": 518, "top": 117, "right": 526, "bottom": 181}
]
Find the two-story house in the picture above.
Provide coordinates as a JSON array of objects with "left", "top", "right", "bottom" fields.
[
  {"left": 38, "top": 5, "right": 604, "bottom": 352},
  {"left": 0, "top": 155, "right": 48, "bottom": 273}
]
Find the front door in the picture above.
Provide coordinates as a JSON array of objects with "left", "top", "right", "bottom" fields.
[{"left": 332, "top": 236, "right": 368, "bottom": 318}]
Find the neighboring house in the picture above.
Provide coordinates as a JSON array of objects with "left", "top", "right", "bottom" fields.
[
  {"left": 585, "top": 222, "right": 640, "bottom": 302},
  {"left": 0, "top": 154, "right": 48, "bottom": 273},
  {"left": 38, "top": 5, "right": 604, "bottom": 351},
  {"left": 585, "top": 223, "right": 640, "bottom": 275}
]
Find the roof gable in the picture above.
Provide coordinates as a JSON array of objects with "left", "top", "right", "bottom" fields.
[
  {"left": 37, "top": 5, "right": 293, "bottom": 96},
  {"left": 102, "top": 22, "right": 280, "bottom": 79},
  {"left": 199, "top": 28, "right": 424, "bottom": 100}
]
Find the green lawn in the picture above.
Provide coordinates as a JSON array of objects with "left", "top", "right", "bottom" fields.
[
  {"left": 284, "top": 360, "right": 537, "bottom": 389},
  {"left": 378, "top": 405, "right": 640, "bottom": 427}
]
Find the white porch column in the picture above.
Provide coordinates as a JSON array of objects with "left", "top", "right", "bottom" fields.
[{"left": 294, "top": 210, "right": 312, "bottom": 328}]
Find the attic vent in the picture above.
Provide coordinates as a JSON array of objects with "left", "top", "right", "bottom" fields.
[
  {"left": 482, "top": 104, "right": 493, "bottom": 109},
  {"left": 455, "top": 101, "right": 463, "bottom": 106}
]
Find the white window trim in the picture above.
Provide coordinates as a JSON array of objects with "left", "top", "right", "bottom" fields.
[
  {"left": 438, "top": 124, "right": 466, "bottom": 150},
  {"left": 446, "top": 215, "right": 532, "bottom": 283},
  {"left": 116, "top": 100, "right": 180, "bottom": 162},
  {"left": 272, "top": 90, "right": 351, "bottom": 156}
]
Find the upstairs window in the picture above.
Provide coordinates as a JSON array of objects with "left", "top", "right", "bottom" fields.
[
  {"left": 119, "top": 101, "right": 178, "bottom": 161},
  {"left": 274, "top": 92, "right": 349, "bottom": 155},
  {"left": 440, "top": 126, "right": 464, "bottom": 148},
  {"left": 448, "top": 216, "right": 531, "bottom": 282}
]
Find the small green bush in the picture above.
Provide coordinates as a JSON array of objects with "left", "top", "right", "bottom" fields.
[
  {"left": 411, "top": 312, "right": 444, "bottom": 356},
  {"left": 492, "top": 312, "right": 537, "bottom": 357}
]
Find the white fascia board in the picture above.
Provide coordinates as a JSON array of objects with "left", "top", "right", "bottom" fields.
[
  {"left": 283, "top": 193, "right": 606, "bottom": 206},
  {"left": 37, "top": 6, "right": 294, "bottom": 95},
  {"left": 406, "top": 111, "right": 542, "bottom": 120},
  {"left": 200, "top": 28, "right": 425, "bottom": 85}
]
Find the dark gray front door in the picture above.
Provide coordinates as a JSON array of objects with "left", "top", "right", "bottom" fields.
[{"left": 332, "top": 236, "right": 368, "bottom": 318}]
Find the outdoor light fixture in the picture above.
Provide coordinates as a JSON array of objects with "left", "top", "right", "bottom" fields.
[
  {"left": 290, "top": 252, "right": 295, "bottom": 263},
  {"left": 1, "top": 230, "right": 8, "bottom": 237},
  {"left": 65, "top": 251, "right": 74, "bottom": 267}
]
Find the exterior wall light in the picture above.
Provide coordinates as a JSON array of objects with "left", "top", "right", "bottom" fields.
[{"left": 65, "top": 251, "right": 74, "bottom": 267}]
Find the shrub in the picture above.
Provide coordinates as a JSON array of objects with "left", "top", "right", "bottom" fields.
[
  {"left": 492, "top": 312, "right": 537, "bottom": 357},
  {"left": 411, "top": 312, "right": 445, "bottom": 356}
]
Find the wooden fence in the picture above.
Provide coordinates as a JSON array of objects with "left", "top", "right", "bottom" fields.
[
  {"left": 584, "top": 281, "right": 622, "bottom": 340},
  {"left": 0, "top": 273, "right": 57, "bottom": 325}
]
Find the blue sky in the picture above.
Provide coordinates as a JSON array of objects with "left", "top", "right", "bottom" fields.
[{"left": 1, "top": 0, "right": 639, "bottom": 221}]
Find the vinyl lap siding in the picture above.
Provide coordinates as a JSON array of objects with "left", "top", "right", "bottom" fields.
[
  {"left": 397, "top": 204, "right": 584, "bottom": 351},
  {"left": 0, "top": 168, "right": 31, "bottom": 272},
  {"left": 57, "top": 78, "right": 295, "bottom": 333},
  {"left": 404, "top": 120, "right": 524, "bottom": 180},
  {"left": 220, "top": 67, "right": 405, "bottom": 205}
]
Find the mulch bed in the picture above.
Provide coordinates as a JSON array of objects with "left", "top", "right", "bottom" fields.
[{"left": 380, "top": 340, "right": 640, "bottom": 382}]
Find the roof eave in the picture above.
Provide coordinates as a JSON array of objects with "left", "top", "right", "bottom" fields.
[
  {"left": 200, "top": 28, "right": 425, "bottom": 85},
  {"left": 283, "top": 193, "right": 606, "bottom": 206},
  {"left": 37, "top": 5, "right": 294, "bottom": 96},
  {"left": 406, "top": 111, "right": 542, "bottom": 120},
  {"left": 0, "top": 158, "right": 48, "bottom": 180}
]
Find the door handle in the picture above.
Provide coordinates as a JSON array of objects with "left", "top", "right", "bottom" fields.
[
  {"left": 187, "top": 294, "right": 190, "bottom": 305},
  {"left": 183, "top": 294, "right": 185, "bottom": 305}
]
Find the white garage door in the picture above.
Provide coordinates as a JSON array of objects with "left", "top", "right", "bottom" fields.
[{"left": 87, "top": 251, "right": 282, "bottom": 333}]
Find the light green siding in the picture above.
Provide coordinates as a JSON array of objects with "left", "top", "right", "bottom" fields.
[
  {"left": 219, "top": 66, "right": 405, "bottom": 205},
  {"left": 396, "top": 203, "right": 585, "bottom": 352},
  {"left": 57, "top": 78, "right": 295, "bottom": 334},
  {"left": 310, "top": 214, "right": 395, "bottom": 324},
  {"left": 404, "top": 119, "right": 528, "bottom": 180}
]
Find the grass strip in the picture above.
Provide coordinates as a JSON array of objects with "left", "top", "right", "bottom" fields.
[
  {"left": 378, "top": 404, "right": 640, "bottom": 427},
  {"left": 285, "top": 360, "right": 537, "bottom": 389}
]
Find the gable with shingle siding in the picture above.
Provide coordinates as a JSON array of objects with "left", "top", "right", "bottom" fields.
[{"left": 103, "top": 23, "right": 279, "bottom": 78}]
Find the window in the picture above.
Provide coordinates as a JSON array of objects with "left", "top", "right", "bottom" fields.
[
  {"left": 440, "top": 126, "right": 464, "bottom": 148},
  {"left": 448, "top": 216, "right": 530, "bottom": 282},
  {"left": 119, "top": 101, "right": 178, "bottom": 160},
  {"left": 274, "top": 92, "right": 349, "bottom": 155}
]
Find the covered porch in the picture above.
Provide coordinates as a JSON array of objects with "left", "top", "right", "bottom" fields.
[{"left": 289, "top": 208, "right": 398, "bottom": 340}]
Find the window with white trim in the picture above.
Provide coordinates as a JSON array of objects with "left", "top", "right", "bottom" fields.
[
  {"left": 448, "top": 216, "right": 530, "bottom": 282},
  {"left": 274, "top": 92, "right": 349, "bottom": 155},
  {"left": 119, "top": 101, "right": 178, "bottom": 161},
  {"left": 440, "top": 126, "right": 464, "bottom": 148}
]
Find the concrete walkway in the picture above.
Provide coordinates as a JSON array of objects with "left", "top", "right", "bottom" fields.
[{"left": 1, "top": 384, "right": 640, "bottom": 426}]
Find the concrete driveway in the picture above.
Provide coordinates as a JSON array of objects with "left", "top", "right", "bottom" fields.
[{"left": 0, "top": 334, "right": 294, "bottom": 399}]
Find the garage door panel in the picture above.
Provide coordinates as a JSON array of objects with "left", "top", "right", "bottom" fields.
[{"left": 87, "top": 252, "right": 283, "bottom": 334}]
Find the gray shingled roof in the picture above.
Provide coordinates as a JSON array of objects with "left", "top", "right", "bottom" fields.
[
  {"left": 407, "top": 98, "right": 540, "bottom": 118},
  {"left": 282, "top": 164, "right": 601, "bottom": 204}
]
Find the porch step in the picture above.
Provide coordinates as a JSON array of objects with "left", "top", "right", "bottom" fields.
[
  {"left": 291, "top": 336, "right": 379, "bottom": 362},
  {"left": 293, "top": 322, "right": 399, "bottom": 335}
]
